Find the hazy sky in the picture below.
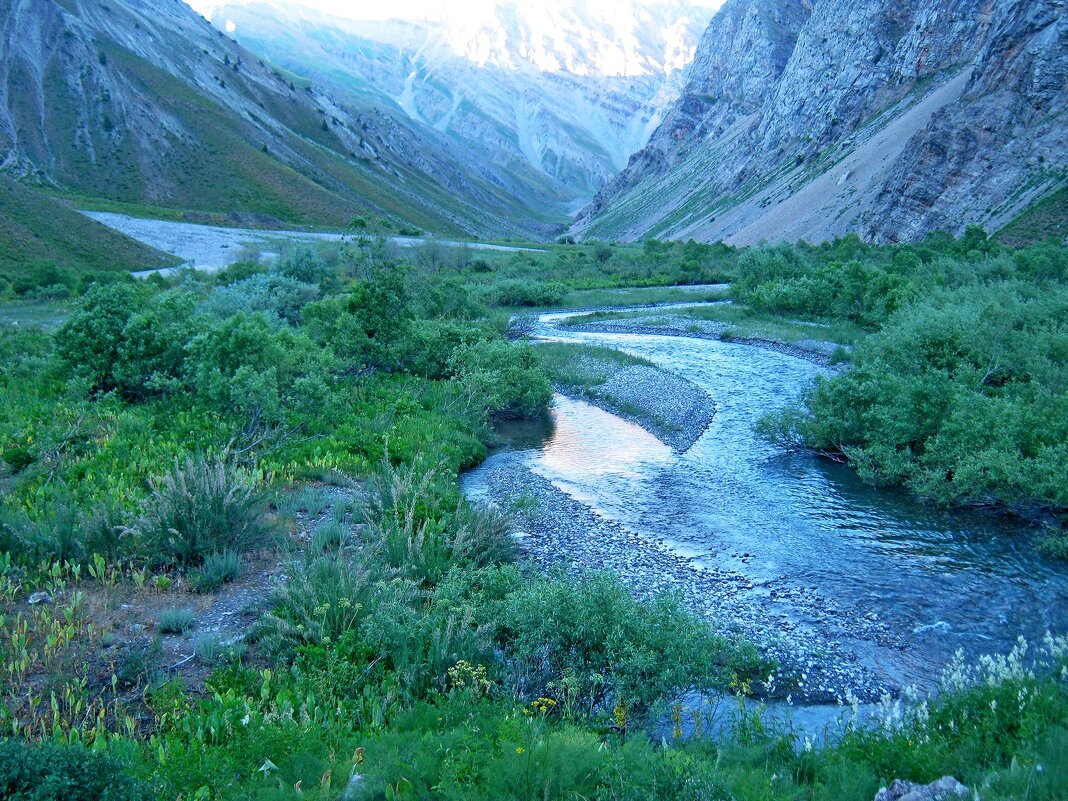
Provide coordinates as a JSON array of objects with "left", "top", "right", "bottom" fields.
[{"left": 186, "top": 0, "right": 723, "bottom": 24}]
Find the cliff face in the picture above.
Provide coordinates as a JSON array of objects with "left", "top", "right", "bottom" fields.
[
  {"left": 0, "top": 0, "right": 566, "bottom": 237},
  {"left": 576, "top": 0, "right": 1067, "bottom": 244}
]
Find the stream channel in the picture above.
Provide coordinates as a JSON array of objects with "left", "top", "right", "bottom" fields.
[{"left": 461, "top": 306, "right": 1068, "bottom": 735}]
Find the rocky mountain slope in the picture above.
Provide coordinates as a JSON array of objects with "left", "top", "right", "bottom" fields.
[
  {"left": 201, "top": 0, "right": 714, "bottom": 200},
  {"left": 0, "top": 0, "right": 567, "bottom": 238},
  {"left": 575, "top": 0, "right": 1068, "bottom": 244}
]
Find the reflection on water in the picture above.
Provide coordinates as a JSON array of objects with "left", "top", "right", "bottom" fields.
[{"left": 465, "top": 315, "right": 1068, "bottom": 693}]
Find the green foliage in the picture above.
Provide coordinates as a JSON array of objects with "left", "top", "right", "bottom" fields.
[
  {"left": 274, "top": 244, "right": 333, "bottom": 287},
  {"left": 766, "top": 281, "right": 1068, "bottom": 512},
  {"left": 490, "top": 572, "right": 764, "bottom": 721},
  {"left": 0, "top": 739, "right": 149, "bottom": 801},
  {"left": 191, "top": 549, "right": 243, "bottom": 592},
  {"left": 362, "top": 460, "right": 516, "bottom": 585},
  {"left": 130, "top": 455, "right": 268, "bottom": 567},
  {"left": 203, "top": 273, "right": 320, "bottom": 326},
  {"left": 449, "top": 339, "right": 552, "bottom": 419},
  {"left": 483, "top": 278, "right": 567, "bottom": 307},
  {"left": 158, "top": 607, "right": 196, "bottom": 634}
]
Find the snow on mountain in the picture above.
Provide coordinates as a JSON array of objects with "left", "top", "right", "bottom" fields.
[{"left": 198, "top": 1, "right": 716, "bottom": 198}]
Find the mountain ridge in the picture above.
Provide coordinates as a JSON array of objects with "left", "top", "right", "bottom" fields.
[
  {"left": 574, "top": 0, "right": 1067, "bottom": 244},
  {"left": 0, "top": 0, "right": 569, "bottom": 239}
]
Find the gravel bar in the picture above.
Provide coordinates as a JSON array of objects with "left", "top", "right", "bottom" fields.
[{"left": 558, "top": 362, "right": 716, "bottom": 452}]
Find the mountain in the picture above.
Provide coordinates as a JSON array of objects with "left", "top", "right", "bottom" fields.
[
  {"left": 0, "top": 176, "right": 177, "bottom": 277},
  {"left": 0, "top": 0, "right": 569, "bottom": 239},
  {"left": 575, "top": 0, "right": 1068, "bottom": 244},
  {"left": 200, "top": 1, "right": 714, "bottom": 201}
]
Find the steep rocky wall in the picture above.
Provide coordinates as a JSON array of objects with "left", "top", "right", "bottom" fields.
[{"left": 578, "top": 0, "right": 1067, "bottom": 244}]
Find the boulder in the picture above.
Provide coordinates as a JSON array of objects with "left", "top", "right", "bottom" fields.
[{"left": 875, "top": 776, "right": 971, "bottom": 801}]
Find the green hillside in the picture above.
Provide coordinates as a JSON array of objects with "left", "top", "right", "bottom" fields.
[{"left": 0, "top": 176, "right": 178, "bottom": 277}]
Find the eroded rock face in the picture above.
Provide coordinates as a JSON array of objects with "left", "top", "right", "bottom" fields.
[
  {"left": 874, "top": 776, "right": 971, "bottom": 801},
  {"left": 577, "top": 0, "right": 1067, "bottom": 245}
]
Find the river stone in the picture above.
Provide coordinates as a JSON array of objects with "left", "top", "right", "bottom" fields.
[{"left": 874, "top": 776, "right": 971, "bottom": 801}]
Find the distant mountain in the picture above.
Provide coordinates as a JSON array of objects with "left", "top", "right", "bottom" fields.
[
  {"left": 0, "top": 0, "right": 569, "bottom": 238},
  {"left": 575, "top": 0, "right": 1068, "bottom": 244},
  {"left": 202, "top": 1, "right": 714, "bottom": 200}
]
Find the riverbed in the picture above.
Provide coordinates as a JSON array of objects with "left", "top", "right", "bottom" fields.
[{"left": 462, "top": 308, "right": 1068, "bottom": 709}]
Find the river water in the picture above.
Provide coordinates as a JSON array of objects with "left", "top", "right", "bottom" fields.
[{"left": 463, "top": 309, "right": 1068, "bottom": 704}]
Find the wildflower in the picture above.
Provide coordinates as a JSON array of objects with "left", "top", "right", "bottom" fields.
[{"left": 515, "top": 747, "right": 525, "bottom": 754}]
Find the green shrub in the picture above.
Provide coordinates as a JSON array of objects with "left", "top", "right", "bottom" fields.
[
  {"left": 184, "top": 312, "right": 333, "bottom": 420},
  {"left": 274, "top": 244, "right": 332, "bottom": 286},
  {"left": 491, "top": 572, "right": 764, "bottom": 722},
  {"left": 766, "top": 281, "right": 1068, "bottom": 511},
  {"left": 0, "top": 739, "right": 149, "bottom": 801},
  {"left": 157, "top": 608, "right": 195, "bottom": 634},
  {"left": 191, "top": 549, "right": 243, "bottom": 592},
  {"left": 362, "top": 461, "right": 516, "bottom": 585},
  {"left": 254, "top": 555, "right": 373, "bottom": 656},
  {"left": 203, "top": 273, "right": 320, "bottom": 326},
  {"left": 130, "top": 455, "right": 268, "bottom": 567},
  {"left": 448, "top": 339, "right": 552, "bottom": 420},
  {"left": 485, "top": 278, "right": 567, "bottom": 307}
]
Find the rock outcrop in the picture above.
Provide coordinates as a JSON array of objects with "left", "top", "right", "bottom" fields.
[
  {"left": 874, "top": 776, "right": 971, "bottom": 801},
  {"left": 575, "top": 0, "right": 1067, "bottom": 245}
]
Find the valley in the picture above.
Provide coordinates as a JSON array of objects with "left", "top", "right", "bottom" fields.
[{"left": 0, "top": 0, "right": 1067, "bottom": 799}]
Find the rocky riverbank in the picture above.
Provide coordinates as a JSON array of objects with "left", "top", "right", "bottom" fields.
[
  {"left": 550, "top": 354, "right": 716, "bottom": 451},
  {"left": 468, "top": 456, "right": 901, "bottom": 704}
]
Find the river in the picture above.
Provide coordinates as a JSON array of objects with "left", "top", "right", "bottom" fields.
[{"left": 462, "top": 307, "right": 1068, "bottom": 713}]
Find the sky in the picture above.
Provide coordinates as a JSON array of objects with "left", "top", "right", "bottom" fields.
[{"left": 186, "top": 0, "right": 723, "bottom": 24}]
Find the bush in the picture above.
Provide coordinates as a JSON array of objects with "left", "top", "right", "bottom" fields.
[
  {"left": 203, "top": 273, "right": 320, "bottom": 326},
  {"left": 191, "top": 549, "right": 243, "bottom": 592},
  {"left": 448, "top": 340, "right": 552, "bottom": 420},
  {"left": 254, "top": 555, "right": 373, "bottom": 656},
  {"left": 274, "top": 244, "right": 331, "bottom": 286},
  {"left": 767, "top": 281, "right": 1068, "bottom": 511},
  {"left": 157, "top": 607, "right": 195, "bottom": 634},
  {"left": 0, "top": 739, "right": 149, "bottom": 801},
  {"left": 484, "top": 279, "right": 567, "bottom": 307},
  {"left": 184, "top": 312, "right": 333, "bottom": 420},
  {"left": 130, "top": 456, "right": 268, "bottom": 567},
  {"left": 302, "top": 268, "right": 411, "bottom": 371},
  {"left": 362, "top": 461, "right": 516, "bottom": 585},
  {"left": 491, "top": 572, "right": 764, "bottom": 722}
]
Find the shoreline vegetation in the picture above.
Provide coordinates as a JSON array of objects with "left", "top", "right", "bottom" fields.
[{"left": 0, "top": 231, "right": 1067, "bottom": 799}]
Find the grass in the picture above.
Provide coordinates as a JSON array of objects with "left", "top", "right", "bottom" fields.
[
  {"left": 0, "top": 177, "right": 178, "bottom": 275},
  {"left": 545, "top": 283, "right": 730, "bottom": 311},
  {"left": 0, "top": 300, "right": 69, "bottom": 330},
  {"left": 157, "top": 608, "right": 195, "bottom": 635},
  {"left": 536, "top": 342, "right": 654, "bottom": 393},
  {"left": 998, "top": 185, "right": 1068, "bottom": 247},
  {"left": 191, "top": 550, "right": 243, "bottom": 593}
]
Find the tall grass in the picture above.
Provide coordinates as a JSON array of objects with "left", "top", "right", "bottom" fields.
[
  {"left": 129, "top": 455, "right": 268, "bottom": 567},
  {"left": 362, "top": 460, "right": 516, "bottom": 585}
]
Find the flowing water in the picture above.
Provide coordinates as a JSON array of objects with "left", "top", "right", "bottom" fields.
[{"left": 463, "top": 308, "right": 1068, "bottom": 706}]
